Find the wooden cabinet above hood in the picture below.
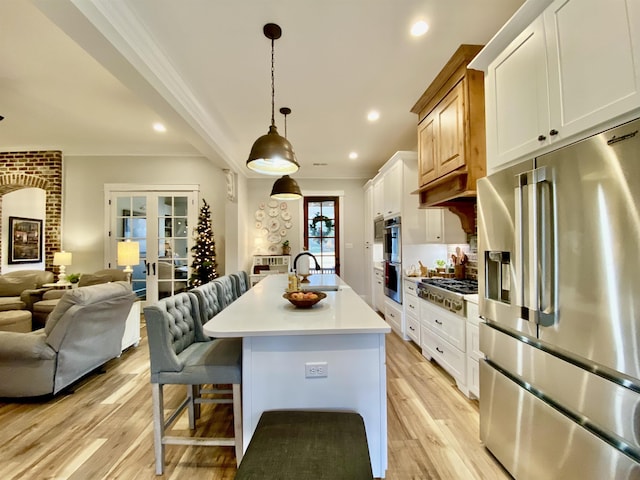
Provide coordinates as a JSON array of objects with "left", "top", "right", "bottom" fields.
[{"left": 410, "top": 44, "right": 486, "bottom": 234}]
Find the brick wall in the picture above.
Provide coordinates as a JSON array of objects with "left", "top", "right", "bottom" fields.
[{"left": 0, "top": 151, "right": 63, "bottom": 269}]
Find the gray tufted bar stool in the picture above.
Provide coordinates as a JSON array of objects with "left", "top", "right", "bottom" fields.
[{"left": 144, "top": 291, "right": 242, "bottom": 474}]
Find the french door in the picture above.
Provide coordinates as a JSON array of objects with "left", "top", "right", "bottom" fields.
[
  {"left": 106, "top": 186, "right": 198, "bottom": 305},
  {"left": 303, "top": 196, "right": 340, "bottom": 275}
]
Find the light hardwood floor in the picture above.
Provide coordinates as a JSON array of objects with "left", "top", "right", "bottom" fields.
[{"left": 0, "top": 322, "right": 510, "bottom": 479}]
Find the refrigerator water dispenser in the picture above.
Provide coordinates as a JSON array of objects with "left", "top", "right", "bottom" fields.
[{"left": 485, "top": 251, "right": 510, "bottom": 303}]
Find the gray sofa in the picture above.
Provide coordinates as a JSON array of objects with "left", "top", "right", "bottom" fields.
[
  {"left": 32, "top": 269, "right": 129, "bottom": 328},
  {"left": 0, "top": 281, "right": 136, "bottom": 397}
]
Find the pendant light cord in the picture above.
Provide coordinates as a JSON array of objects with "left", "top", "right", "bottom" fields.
[{"left": 271, "top": 37, "right": 276, "bottom": 127}]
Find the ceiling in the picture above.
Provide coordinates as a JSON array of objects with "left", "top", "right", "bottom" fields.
[{"left": 1, "top": 0, "right": 525, "bottom": 180}]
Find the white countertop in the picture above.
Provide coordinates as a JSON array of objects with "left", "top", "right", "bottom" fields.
[
  {"left": 299, "top": 273, "right": 341, "bottom": 291},
  {"left": 203, "top": 274, "right": 391, "bottom": 338}
]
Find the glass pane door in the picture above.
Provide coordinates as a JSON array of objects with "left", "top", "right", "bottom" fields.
[
  {"left": 109, "top": 190, "right": 196, "bottom": 305},
  {"left": 304, "top": 197, "right": 340, "bottom": 275}
]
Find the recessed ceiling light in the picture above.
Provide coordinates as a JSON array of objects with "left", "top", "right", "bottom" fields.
[
  {"left": 411, "top": 21, "right": 429, "bottom": 37},
  {"left": 349, "top": 152, "right": 358, "bottom": 160},
  {"left": 153, "top": 122, "right": 166, "bottom": 133},
  {"left": 367, "top": 110, "right": 380, "bottom": 122}
]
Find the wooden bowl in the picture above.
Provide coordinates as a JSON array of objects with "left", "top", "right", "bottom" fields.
[{"left": 283, "top": 291, "right": 327, "bottom": 309}]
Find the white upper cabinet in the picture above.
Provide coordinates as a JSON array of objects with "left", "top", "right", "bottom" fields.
[
  {"left": 485, "top": 17, "right": 551, "bottom": 170},
  {"left": 544, "top": 0, "right": 640, "bottom": 139},
  {"left": 480, "top": 0, "right": 640, "bottom": 173},
  {"left": 382, "top": 160, "right": 402, "bottom": 218},
  {"left": 425, "top": 208, "right": 467, "bottom": 244},
  {"left": 372, "top": 176, "right": 384, "bottom": 219}
]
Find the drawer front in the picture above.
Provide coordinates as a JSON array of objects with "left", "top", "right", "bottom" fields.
[
  {"left": 406, "top": 315, "right": 420, "bottom": 343},
  {"left": 421, "top": 329, "right": 466, "bottom": 380},
  {"left": 420, "top": 301, "right": 465, "bottom": 351},
  {"left": 385, "top": 301, "right": 403, "bottom": 335},
  {"left": 403, "top": 280, "right": 418, "bottom": 296},
  {"left": 404, "top": 294, "right": 419, "bottom": 319}
]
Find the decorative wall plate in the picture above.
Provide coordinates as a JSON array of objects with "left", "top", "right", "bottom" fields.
[
  {"left": 280, "top": 202, "right": 287, "bottom": 210},
  {"left": 281, "top": 211, "right": 291, "bottom": 221},
  {"left": 284, "top": 221, "right": 292, "bottom": 229},
  {"left": 280, "top": 229, "right": 287, "bottom": 236},
  {"left": 267, "top": 233, "right": 281, "bottom": 244},
  {"left": 258, "top": 202, "right": 266, "bottom": 210},
  {"left": 268, "top": 207, "right": 279, "bottom": 217},
  {"left": 268, "top": 244, "right": 279, "bottom": 254},
  {"left": 268, "top": 218, "right": 281, "bottom": 231},
  {"left": 268, "top": 199, "right": 278, "bottom": 208},
  {"left": 255, "top": 221, "right": 263, "bottom": 229},
  {"left": 255, "top": 210, "right": 265, "bottom": 221}
]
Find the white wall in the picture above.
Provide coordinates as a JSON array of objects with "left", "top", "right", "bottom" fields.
[
  {"left": 246, "top": 177, "right": 368, "bottom": 295},
  {"left": 63, "top": 155, "right": 228, "bottom": 274},
  {"left": 1, "top": 188, "right": 46, "bottom": 272}
]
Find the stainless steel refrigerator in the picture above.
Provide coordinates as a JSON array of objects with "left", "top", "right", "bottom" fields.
[{"left": 478, "top": 118, "right": 640, "bottom": 479}]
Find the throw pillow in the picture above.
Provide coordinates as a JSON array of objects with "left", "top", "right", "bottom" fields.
[
  {"left": 0, "top": 275, "right": 37, "bottom": 297},
  {"left": 77, "top": 273, "right": 113, "bottom": 287}
]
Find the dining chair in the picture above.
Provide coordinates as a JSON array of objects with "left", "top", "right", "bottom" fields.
[{"left": 144, "top": 292, "right": 242, "bottom": 474}]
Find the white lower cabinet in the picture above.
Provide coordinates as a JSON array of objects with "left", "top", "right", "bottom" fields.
[
  {"left": 465, "top": 300, "right": 482, "bottom": 399},
  {"left": 384, "top": 298, "right": 403, "bottom": 337},
  {"left": 373, "top": 268, "right": 384, "bottom": 313},
  {"left": 420, "top": 299, "right": 469, "bottom": 397},
  {"left": 403, "top": 279, "right": 420, "bottom": 343}
]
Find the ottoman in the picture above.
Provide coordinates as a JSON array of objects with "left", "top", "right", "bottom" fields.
[{"left": 0, "top": 310, "right": 32, "bottom": 333}]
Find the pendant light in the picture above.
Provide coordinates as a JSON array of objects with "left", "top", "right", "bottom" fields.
[
  {"left": 246, "top": 23, "right": 300, "bottom": 176},
  {"left": 271, "top": 107, "right": 302, "bottom": 200}
]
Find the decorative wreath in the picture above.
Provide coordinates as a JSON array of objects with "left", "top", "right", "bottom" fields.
[{"left": 309, "top": 213, "right": 334, "bottom": 236}]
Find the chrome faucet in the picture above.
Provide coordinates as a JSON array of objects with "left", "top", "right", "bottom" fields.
[{"left": 293, "top": 252, "right": 321, "bottom": 272}]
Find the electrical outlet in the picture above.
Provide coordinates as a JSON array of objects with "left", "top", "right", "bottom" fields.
[{"left": 305, "top": 362, "right": 328, "bottom": 378}]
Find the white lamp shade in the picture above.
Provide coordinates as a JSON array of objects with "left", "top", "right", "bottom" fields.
[
  {"left": 117, "top": 241, "right": 140, "bottom": 267},
  {"left": 53, "top": 251, "right": 72, "bottom": 266}
]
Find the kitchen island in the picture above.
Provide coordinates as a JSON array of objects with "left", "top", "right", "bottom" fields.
[{"left": 203, "top": 273, "right": 390, "bottom": 478}]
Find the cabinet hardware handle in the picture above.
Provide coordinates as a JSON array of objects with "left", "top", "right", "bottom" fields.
[
  {"left": 409, "top": 326, "right": 415, "bottom": 331},
  {"left": 436, "top": 347, "right": 444, "bottom": 354},
  {"left": 435, "top": 319, "right": 443, "bottom": 325},
  {"left": 538, "top": 134, "right": 547, "bottom": 141},
  {"left": 549, "top": 129, "right": 558, "bottom": 136}
]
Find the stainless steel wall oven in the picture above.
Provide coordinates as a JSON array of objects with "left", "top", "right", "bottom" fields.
[{"left": 383, "top": 216, "right": 401, "bottom": 304}]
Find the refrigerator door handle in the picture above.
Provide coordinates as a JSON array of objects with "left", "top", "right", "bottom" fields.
[
  {"left": 525, "top": 171, "right": 539, "bottom": 319},
  {"left": 534, "top": 166, "right": 557, "bottom": 326},
  {"left": 514, "top": 174, "right": 526, "bottom": 309}
]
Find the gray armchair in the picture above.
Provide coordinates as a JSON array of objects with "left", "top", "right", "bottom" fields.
[
  {"left": 0, "top": 269, "right": 54, "bottom": 312},
  {"left": 0, "top": 281, "right": 136, "bottom": 397}
]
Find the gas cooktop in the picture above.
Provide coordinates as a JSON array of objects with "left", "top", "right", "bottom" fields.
[{"left": 420, "top": 278, "right": 478, "bottom": 295}]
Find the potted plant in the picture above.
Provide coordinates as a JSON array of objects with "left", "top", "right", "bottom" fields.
[
  {"left": 67, "top": 273, "right": 81, "bottom": 284},
  {"left": 282, "top": 240, "right": 291, "bottom": 255},
  {"left": 435, "top": 259, "right": 446, "bottom": 273}
]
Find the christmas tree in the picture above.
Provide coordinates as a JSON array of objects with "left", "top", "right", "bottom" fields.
[{"left": 189, "top": 199, "right": 218, "bottom": 287}]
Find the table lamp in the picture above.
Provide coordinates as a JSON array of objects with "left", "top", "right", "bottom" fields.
[
  {"left": 117, "top": 240, "right": 140, "bottom": 282},
  {"left": 53, "top": 251, "right": 72, "bottom": 283}
]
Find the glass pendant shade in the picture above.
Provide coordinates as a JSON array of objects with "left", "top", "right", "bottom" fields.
[
  {"left": 247, "top": 125, "right": 299, "bottom": 175},
  {"left": 271, "top": 174, "right": 302, "bottom": 200}
]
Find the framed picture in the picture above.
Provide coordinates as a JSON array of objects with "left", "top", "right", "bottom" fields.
[{"left": 8, "top": 216, "right": 43, "bottom": 264}]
